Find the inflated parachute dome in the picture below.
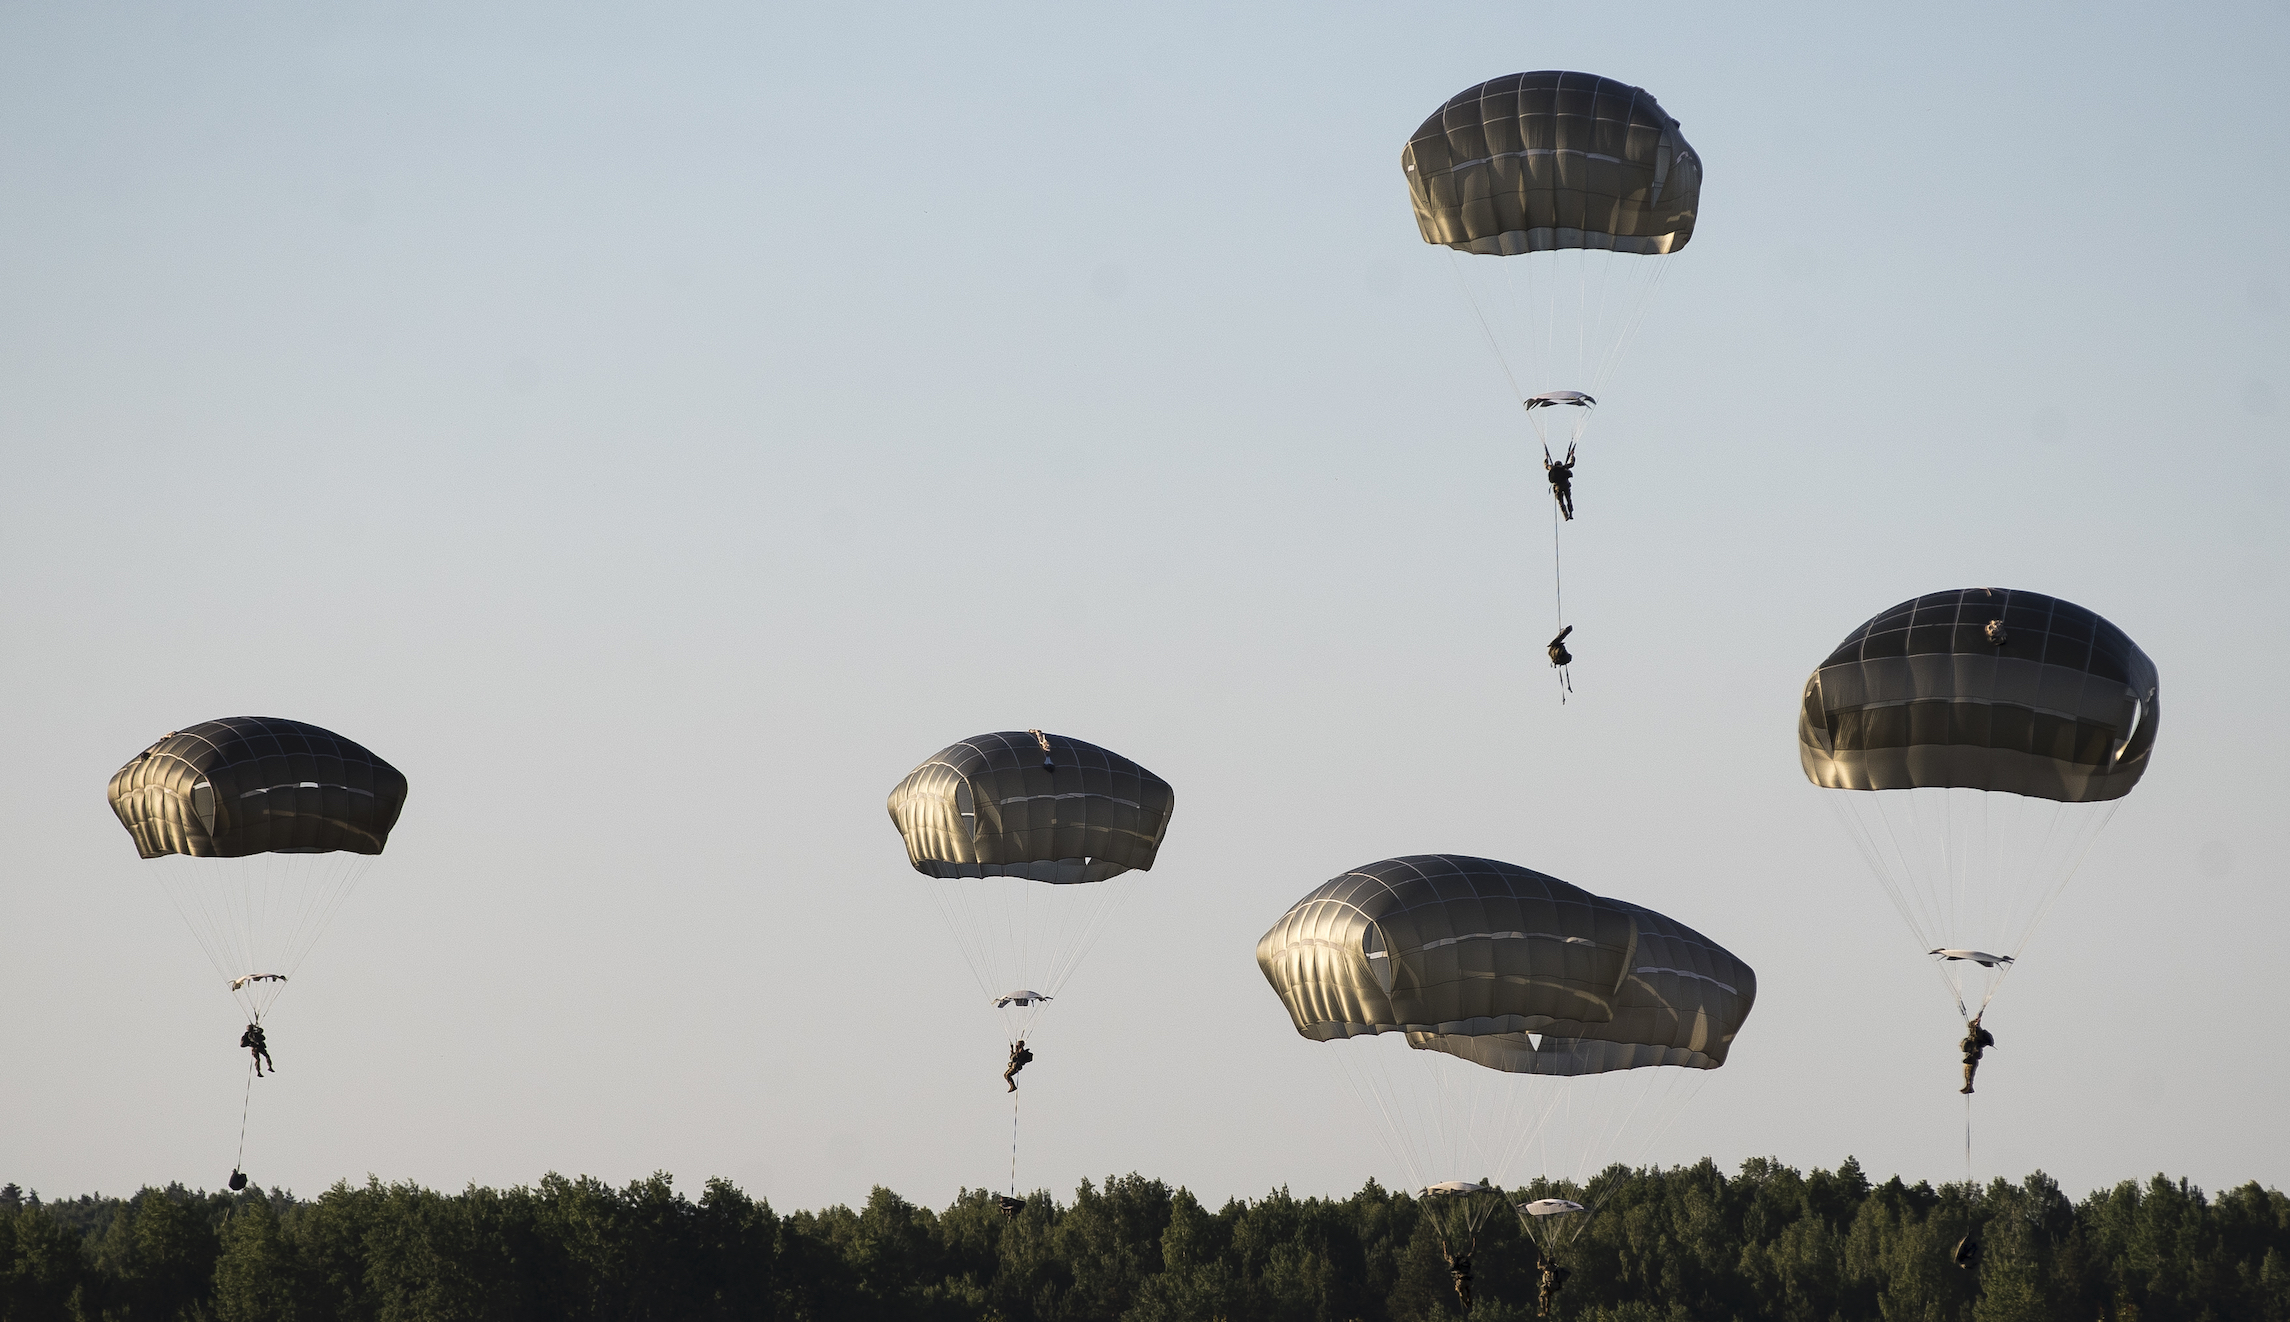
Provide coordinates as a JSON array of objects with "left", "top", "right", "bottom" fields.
[
  {"left": 1410, "top": 900, "right": 1756, "bottom": 1076},
  {"left": 107, "top": 717, "right": 408, "bottom": 858},
  {"left": 1402, "top": 71, "right": 1701, "bottom": 257},
  {"left": 886, "top": 731, "right": 1174, "bottom": 885},
  {"left": 1799, "top": 588, "right": 2159, "bottom": 804},
  {"left": 1256, "top": 855, "right": 1637, "bottom": 1041}
]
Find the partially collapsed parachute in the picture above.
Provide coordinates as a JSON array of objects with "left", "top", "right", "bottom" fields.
[
  {"left": 108, "top": 717, "right": 408, "bottom": 859},
  {"left": 1403, "top": 71, "right": 1701, "bottom": 257},
  {"left": 1409, "top": 901, "right": 1756, "bottom": 1076},
  {"left": 1802, "top": 589, "right": 2159, "bottom": 1020},
  {"left": 889, "top": 730, "right": 1174, "bottom": 884},
  {"left": 1259, "top": 858, "right": 1751, "bottom": 1265},
  {"left": 1256, "top": 855, "right": 1636, "bottom": 1042}
]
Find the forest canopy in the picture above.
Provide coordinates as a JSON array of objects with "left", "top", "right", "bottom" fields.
[{"left": 3, "top": 1158, "right": 2285, "bottom": 1321}]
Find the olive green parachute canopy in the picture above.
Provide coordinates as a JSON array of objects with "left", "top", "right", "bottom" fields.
[
  {"left": 107, "top": 717, "right": 408, "bottom": 859},
  {"left": 1800, "top": 589, "right": 2159, "bottom": 804},
  {"left": 1402, "top": 71, "right": 1701, "bottom": 257},
  {"left": 1256, "top": 855, "right": 1637, "bottom": 1041},
  {"left": 887, "top": 731, "right": 1175, "bottom": 885},
  {"left": 1409, "top": 900, "right": 1756, "bottom": 1075}
]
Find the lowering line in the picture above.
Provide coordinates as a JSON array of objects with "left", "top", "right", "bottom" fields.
[
  {"left": 234, "top": 1056, "right": 255, "bottom": 1185},
  {"left": 1552, "top": 491, "right": 1565, "bottom": 626}
]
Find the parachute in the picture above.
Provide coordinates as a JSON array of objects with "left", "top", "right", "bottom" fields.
[
  {"left": 887, "top": 729, "right": 1174, "bottom": 1037},
  {"left": 1402, "top": 70, "right": 1700, "bottom": 442},
  {"left": 1413, "top": 899, "right": 1754, "bottom": 1265},
  {"left": 1801, "top": 588, "right": 2159, "bottom": 1022},
  {"left": 1404, "top": 71, "right": 1701, "bottom": 669},
  {"left": 888, "top": 729, "right": 1174, "bottom": 1196},
  {"left": 107, "top": 717, "right": 406, "bottom": 1021},
  {"left": 107, "top": 716, "right": 407, "bottom": 1183},
  {"left": 1260, "top": 856, "right": 1753, "bottom": 1272}
]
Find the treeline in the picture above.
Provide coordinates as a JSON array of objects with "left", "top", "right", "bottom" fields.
[{"left": 3, "top": 1159, "right": 2286, "bottom": 1321}]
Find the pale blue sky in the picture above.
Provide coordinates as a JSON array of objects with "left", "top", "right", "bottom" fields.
[{"left": 2, "top": 1, "right": 2284, "bottom": 1212}]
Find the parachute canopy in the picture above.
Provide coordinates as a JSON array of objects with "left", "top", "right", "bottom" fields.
[
  {"left": 1402, "top": 71, "right": 1701, "bottom": 257},
  {"left": 1799, "top": 588, "right": 2160, "bottom": 803},
  {"left": 887, "top": 731, "right": 1175, "bottom": 884},
  {"left": 1255, "top": 855, "right": 1636, "bottom": 1042},
  {"left": 107, "top": 717, "right": 408, "bottom": 859},
  {"left": 1409, "top": 900, "right": 1756, "bottom": 1076}
]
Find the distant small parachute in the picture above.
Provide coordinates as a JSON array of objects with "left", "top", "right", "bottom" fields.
[{"left": 1801, "top": 588, "right": 2158, "bottom": 1021}]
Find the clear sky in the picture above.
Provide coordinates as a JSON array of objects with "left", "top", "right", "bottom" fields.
[{"left": 2, "top": 1, "right": 2284, "bottom": 1214}]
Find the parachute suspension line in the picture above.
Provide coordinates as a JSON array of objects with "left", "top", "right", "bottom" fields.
[
  {"left": 1589, "top": 258, "right": 1672, "bottom": 395},
  {"left": 1861, "top": 791, "right": 1946, "bottom": 945},
  {"left": 1581, "top": 1068, "right": 1706, "bottom": 1192},
  {"left": 1328, "top": 1039, "right": 1433, "bottom": 1199},
  {"left": 919, "top": 880, "right": 1000, "bottom": 1006},
  {"left": 163, "top": 879, "right": 237, "bottom": 993},
  {"left": 1515, "top": 1072, "right": 1575, "bottom": 1190},
  {"left": 1979, "top": 798, "right": 2121, "bottom": 1016},
  {"left": 1037, "top": 872, "right": 1141, "bottom": 1013},
  {"left": 1447, "top": 250, "right": 1526, "bottom": 406},
  {"left": 281, "top": 852, "right": 372, "bottom": 981},
  {"left": 1825, "top": 795, "right": 1965, "bottom": 1013},
  {"left": 160, "top": 851, "right": 376, "bottom": 1024},
  {"left": 1581, "top": 250, "right": 1611, "bottom": 389},
  {"left": 2011, "top": 800, "right": 2119, "bottom": 968},
  {"left": 1574, "top": 249, "right": 1591, "bottom": 387}
]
